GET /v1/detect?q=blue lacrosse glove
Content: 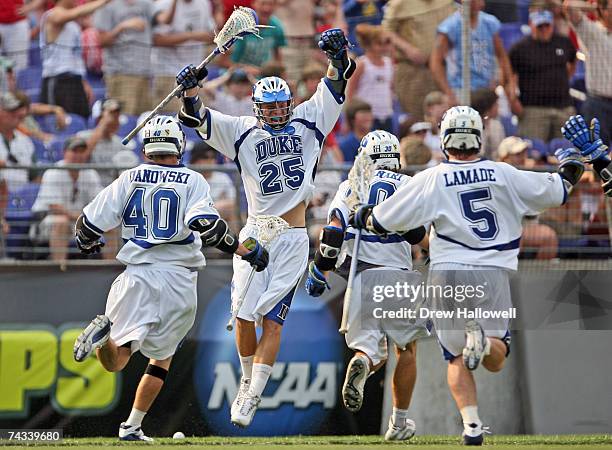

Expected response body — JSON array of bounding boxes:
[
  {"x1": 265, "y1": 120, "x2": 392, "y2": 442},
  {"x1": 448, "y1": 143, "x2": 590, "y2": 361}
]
[
  {"x1": 555, "y1": 147, "x2": 585, "y2": 170},
  {"x1": 305, "y1": 261, "x2": 330, "y2": 297},
  {"x1": 348, "y1": 204, "x2": 375, "y2": 230},
  {"x1": 561, "y1": 115, "x2": 609, "y2": 162},
  {"x1": 318, "y1": 28, "x2": 350, "y2": 59},
  {"x1": 176, "y1": 64, "x2": 209, "y2": 91},
  {"x1": 75, "y1": 235, "x2": 105, "y2": 255},
  {"x1": 241, "y1": 238, "x2": 269, "y2": 272}
]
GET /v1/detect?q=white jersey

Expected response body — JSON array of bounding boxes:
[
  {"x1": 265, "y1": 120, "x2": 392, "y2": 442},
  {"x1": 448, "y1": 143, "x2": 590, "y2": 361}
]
[
  {"x1": 329, "y1": 169, "x2": 414, "y2": 270},
  {"x1": 196, "y1": 79, "x2": 343, "y2": 217},
  {"x1": 82, "y1": 162, "x2": 219, "y2": 268},
  {"x1": 373, "y1": 159, "x2": 567, "y2": 270}
]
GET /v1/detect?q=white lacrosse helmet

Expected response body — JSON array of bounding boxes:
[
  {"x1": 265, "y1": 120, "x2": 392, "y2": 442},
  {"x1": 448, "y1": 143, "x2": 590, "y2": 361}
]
[
  {"x1": 142, "y1": 115, "x2": 185, "y2": 157},
  {"x1": 358, "y1": 130, "x2": 401, "y2": 171},
  {"x1": 439, "y1": 106, "x2": 483, "y2": 155},
  {"x1": 252, "y1": 76, "x2": 294, "y2": 131}
]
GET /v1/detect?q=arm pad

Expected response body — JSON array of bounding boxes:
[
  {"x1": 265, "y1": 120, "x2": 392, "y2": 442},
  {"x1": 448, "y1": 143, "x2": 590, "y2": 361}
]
[
  {"x1": 558, "y1": 159, "x2": 585, "y2": 195},
  {"x1": 189, "y1": 216, "x2": 239, "y2": 254},
  {"x1": 75, "y1": 214, "x2": 101, "y2": 244},
  {"x1": 313, "y1": 225, "x2": 344, "y2": 271},
  {"x1": 401, "y1": 226, "x2": 426, "y2": 245},
  {"x1": 178, "y1": 95, "x2": 207, "y2": 129},
  {"x1": 325, "y1": 55, "x2": 356, "y2": 99}
]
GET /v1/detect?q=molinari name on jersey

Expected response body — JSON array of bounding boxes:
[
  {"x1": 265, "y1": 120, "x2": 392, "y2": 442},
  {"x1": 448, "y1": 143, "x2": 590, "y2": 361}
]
[
  {"x1": 444, "y1": 168, "x2": 496, "y2": 187},
  {"x1": 129, "y1": 168, "x2": 191, "y2": 185},
  {"x1": 255, "y1": 135, "x2": 304, "y2": 163}
]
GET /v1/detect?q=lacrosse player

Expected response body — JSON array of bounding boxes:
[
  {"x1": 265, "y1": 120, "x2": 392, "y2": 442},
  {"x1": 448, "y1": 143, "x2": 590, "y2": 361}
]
[
  {"x1": 350, "y1": 106, "x2": 585, "y2": 445},
  {"x1": 305, "y1": 130, "x2": 429, "y2": 441},
  {"x1": 175, "y1": 28, "x2": 356, "y2": 428},
  {"x1": 72, "y1": 115, "x2": 269, "y2": 441}
]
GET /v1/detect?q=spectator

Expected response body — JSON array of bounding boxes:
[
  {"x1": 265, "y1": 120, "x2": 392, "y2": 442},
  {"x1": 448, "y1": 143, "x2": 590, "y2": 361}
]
[
  {"x1": 13, "y1": 90, "x2": 67, "y2": 143},
  {"x1": 275, "y1": 0, "x2": 315, "y2": 83},
  {"x1": 471, "y1": 87, "x2": 505, "y2": 159},
  {"x1": 383, "y1": 0, "x2": 455, "y2": 120},
  {"x1": 0, "y1": 0, "x2": 36, "y2": 72},
  {"x1": 400, "y1": 136, "x2": 432, "y2": 168},
  {"x1": 343, "y1": 0, "x2": 385, "y2": 55},
  {"x1": 295, "y1": 62, "x2": 326, "y2": 104},
  {"x1": 430, "y1": 0, "x2": 513, "y2": 106},
  {"x1": 151, "y1": 0, "x2": 216, "y2": 113},
  {"x1": 338, "y1": 98, "x2": 373, "y2": 163},
  {"x1": 94, "y1": 0, "x2": 177, "y2": 115},
  {"x1": 77, "y1": 98, "x2": 137, "y2": 186},
  {"x1": 398, "y1": 117, "x2": 431, "y2": 141},
  {"x1": 564, "y1": 0, "x2": 612, "y2": 145},
  {"x1": 80, "y1": 14, "x2": 104, "y2": 76},
  {"x1": 497, "y1": 136, "x2": 536, "y2": 168},
  {"x1": 0, "y1": 92, "x2": 35, "y2": 192},
  {"x1": 230, "y1": 0, "x2": 286, "y2": 74},
  {"x1": 189, "y1": 141, "x2": 236, "y2": 223},
  {"x1": 347, "y1": 24, "x2": 394, "y2": 132},
  {"x1": 315, "y1": 0, "x2": 346, "y2": 34},
  {"x1": 422, "y1": 90, "x2": 448, "y2": 161},
  {"x1": 0, "y1": 171, "x2": 7, "y2": 257},
  {"x1": 509, "y1": 9, "x2": 577, "y2": 142},
  {"x1": 39, "y1": 0, "x2": 111, "y2": 119},
  {"x1": 30, "y1": 136, "x2": 103, "y2": 260},
  {"x1": 259, "y1": 60, "x2": 287, "y2": 80},
  {"x1": 201, "y1": 68, "x2": 254, "y2": 117},
  {"x1": 222, "y1": 0, "x2": 250, "y2": 21}
]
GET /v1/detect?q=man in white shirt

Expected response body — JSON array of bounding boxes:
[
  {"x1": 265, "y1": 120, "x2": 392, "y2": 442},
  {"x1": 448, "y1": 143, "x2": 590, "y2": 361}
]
[{"x1": 31, "y1": 136, "x2": 103, "y2": 260}]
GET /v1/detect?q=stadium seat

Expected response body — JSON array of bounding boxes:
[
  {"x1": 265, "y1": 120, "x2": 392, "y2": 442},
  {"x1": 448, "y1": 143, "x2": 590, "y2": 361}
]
[
  {"x1": 44, "y1": 139, "x2": 66, "y2": 162},
  {"x1": 499, "y1": 22, "x2": 526, "y2": 50},
  {"x1": 32, "y1": 138, "x2": 52, "y2": 163},
  {"x1": 16, "y1": 66, "x2": 42, "y2": 92},
  {"x1": 526, "y1": 137, "x2": 548, "y2": 159},
  {"x1": 118, "y1": 114, "x2": 138, "y2": 138},
  {"x1": 5, "y1": 183, "x2": 40, "y2": 260},
  {"x1": 28, "y1": 44, "x2": 41, "y2": 68},
  {"x1": 500, "y1": 115, "x2": 518, "y2": 136},
  {"x1": 37, "y1": 113, "x2": 87, "y2": 135}
]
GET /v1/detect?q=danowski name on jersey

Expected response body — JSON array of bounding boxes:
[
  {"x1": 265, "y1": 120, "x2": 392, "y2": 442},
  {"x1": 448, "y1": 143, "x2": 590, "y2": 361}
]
[{"x1": 128, "y1": 168, "x2": 192, "y2": 185}]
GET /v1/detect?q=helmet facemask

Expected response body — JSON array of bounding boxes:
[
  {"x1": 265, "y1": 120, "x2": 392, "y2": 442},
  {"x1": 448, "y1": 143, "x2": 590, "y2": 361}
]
[{"x1": 252, "y1": 76, "x2": 294, "y2": 131}]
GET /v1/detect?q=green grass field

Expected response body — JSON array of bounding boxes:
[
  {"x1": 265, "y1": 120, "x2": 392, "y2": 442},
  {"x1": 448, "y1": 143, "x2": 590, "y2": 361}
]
[{"x1": 1, "y1": 435, "x2": 612, "y2": 450}]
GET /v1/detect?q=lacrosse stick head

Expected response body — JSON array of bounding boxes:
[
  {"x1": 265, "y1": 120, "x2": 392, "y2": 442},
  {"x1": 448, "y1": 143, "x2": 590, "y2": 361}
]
[
  {"x1": 214, "y1": 7, "x2": 261, "y2": 54},
  {"x1": 346, "y1": 151, "x2": 374, "y2": 211},
  {"x1": 252, "y1": 215, "x2": 290, "y2": 246}
]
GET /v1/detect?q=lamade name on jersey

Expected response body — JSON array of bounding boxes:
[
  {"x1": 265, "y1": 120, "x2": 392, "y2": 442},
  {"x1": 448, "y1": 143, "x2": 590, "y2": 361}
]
[
  {"x1": 255, "y1": 134, "x2": 303, "y2": 164},
  {"x1": 443, "y1": 167, "x2": 496, "y2": 187},
  {"x1": 128, "y1": 168, "x2": 192, "y2": 185}
]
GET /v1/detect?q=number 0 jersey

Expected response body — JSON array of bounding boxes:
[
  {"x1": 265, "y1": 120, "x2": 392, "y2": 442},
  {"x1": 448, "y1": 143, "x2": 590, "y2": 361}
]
[
  {"x1": 195, "y1": 79, "x2": 344, "y2": 217},
  {"x1": 372, "y1": 159, "x2": 567, "y2": 270},
  {"x1": 82, "y1": 163, "x2": 219, "y2": 268},
  {"x1": 329, "y1": 169, "x2": 414, "y2": 270}
]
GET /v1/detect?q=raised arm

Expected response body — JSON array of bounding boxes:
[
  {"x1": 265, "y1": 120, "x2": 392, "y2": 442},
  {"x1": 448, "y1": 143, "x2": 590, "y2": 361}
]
[{"x1": 318, "y1": 28, "x2": 357, "y2": 101}]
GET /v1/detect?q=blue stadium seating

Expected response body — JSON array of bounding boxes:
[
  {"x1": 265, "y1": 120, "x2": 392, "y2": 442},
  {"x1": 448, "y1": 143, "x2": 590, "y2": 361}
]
[
  {"x1": 549, "y1": 137, "x2": 574, "y2": 155},
  {"x1": 500, "y1": 115, "x2": 518, "y2": 136},
  {"x1": 499, "y1": 22, "x2": 526, "y2": 50},
  {"x1": 28, "y1": 44, "x2": 41, "y2": 68},
  {"x1": 32, "y1": 138, "x2": 52, "y2": 163},
  {"x1": 5, "y1": 182, "x2": 40, "y2": 259},
  {"x1": 37, "y1": 113, "x2": 87, "y2": 135}
]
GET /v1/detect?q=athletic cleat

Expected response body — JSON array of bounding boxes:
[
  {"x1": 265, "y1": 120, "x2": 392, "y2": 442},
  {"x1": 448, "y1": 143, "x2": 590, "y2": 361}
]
[
  {"x1": 463, "y1": 320, "x2": 488, "y2": 371},
  {"x1": 231, "y1": 394, "x2": 260, "y2": 428},
  {"x1": 462, "y1": 423, "x2": 490, "y2": 446},
  {"x1": 342, "y1": 354, "x2": 370, "y2": 412},
  {"x1": 231, "y1": 378, "x2": 250, "y2": 417},
  {"x1": 384, "y1": 417, "x2": 416, "y2": 441},
  {"x1": 73, "y1": 315, "x2": 111, "y2": 362},
  {"x1": 119, "y1": 422, "x2": 154, "y2": 442}
]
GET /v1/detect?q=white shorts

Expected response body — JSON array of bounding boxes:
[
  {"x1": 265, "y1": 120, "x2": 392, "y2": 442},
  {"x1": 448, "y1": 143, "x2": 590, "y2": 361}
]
[
  {"x1": 232, "y1": 223, "x2": 309, "y2": 325},
  {"x1": 0, "y1": 20, "x2": 30, "y2": 71},
  {"x1": 428, "y1": 262, "x2": 512, "y2": 361},
  {"x1": 105, "y1": 264, "x2": 198, "y2": 360},
  {"x1": 346, "y1": 268, "x2": 430, "y2": 366}
]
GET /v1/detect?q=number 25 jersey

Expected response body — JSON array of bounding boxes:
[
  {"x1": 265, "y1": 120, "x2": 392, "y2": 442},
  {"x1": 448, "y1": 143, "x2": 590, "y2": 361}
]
[{"x1": 195, "y1": 79, "x2": 343, "y2": 217}]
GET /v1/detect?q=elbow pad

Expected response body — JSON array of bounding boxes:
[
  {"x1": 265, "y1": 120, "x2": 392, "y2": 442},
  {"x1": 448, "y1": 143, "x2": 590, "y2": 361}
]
[
  {"x1": 75, "y1": 214, "x2": 101, "y2": 244},
  {"x1": 189, "y1": 216, "x2": 238, "y2": 254},
  {"x1": 401, "y1": 226, "x2": 426, "y2": 245},
  {"x1": 313, "y1": 225, "x2": 344, "y2": 271},
  {"x1": 558, "y1": 159, "x2": 585, "y2": 195},
  {"x1": 178, "y1": 95, "x2": 207, "y2": 129}
]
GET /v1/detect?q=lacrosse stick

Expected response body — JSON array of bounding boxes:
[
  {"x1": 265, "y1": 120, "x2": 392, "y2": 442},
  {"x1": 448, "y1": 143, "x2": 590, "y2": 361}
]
[
  {"x1": 339, "y1": 152, "x2": 374, "y2": 334},
  {"x1": 122, "y1": 7, "x2": 268, "y2": 145},
  {"x1": 226, "y1": 215, "x2": 290, "y2": 331}
]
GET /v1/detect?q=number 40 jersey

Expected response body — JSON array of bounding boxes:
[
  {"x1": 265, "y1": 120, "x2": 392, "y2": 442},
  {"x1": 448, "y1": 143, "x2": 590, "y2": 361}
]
[
  {"x1": 372, "y1": 159, "x2": 567, "y2": 270},
  {"x1": 82, "y1": 163, "x2": 219, "y2": 268}
]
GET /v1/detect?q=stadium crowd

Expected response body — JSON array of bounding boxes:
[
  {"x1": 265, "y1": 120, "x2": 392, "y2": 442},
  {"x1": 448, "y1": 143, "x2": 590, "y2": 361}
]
[{"x1": 0, "y1": 0, "x2": 610, "y2": 260}]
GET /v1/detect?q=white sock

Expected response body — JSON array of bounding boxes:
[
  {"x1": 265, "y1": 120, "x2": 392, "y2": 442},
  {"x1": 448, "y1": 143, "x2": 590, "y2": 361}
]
[
  {"x1": 248, "y1": 363, "x2": 273, "y2": 397},
  {"x1": 392, "y1": 407, "x2": 410, "y2": 427},
  {"x1": 126, "y1": 408, "x2": 146, "y2": 427},
  {"x1": 240, "y1": 355, "x2": 254, "y2": 381},
  {"x1": 460, "y1": 405, "x2": 482, "y2": 427}
]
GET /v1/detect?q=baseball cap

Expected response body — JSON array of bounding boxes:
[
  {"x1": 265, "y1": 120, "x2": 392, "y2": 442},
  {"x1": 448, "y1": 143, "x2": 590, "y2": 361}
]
[
  {"x1": 64, "y1": 136, "x2": 88, "y2": 151},
  {"x1": 0, "y1": 92, "x2": 22, "y2": 111},
  {"x1": 228, "y1": 69, "x2": 250, "y2": 84},
  {"x1": 91, "y1": 98, "x2": 122, "y2": 122},
  {"x1": 498, "y1": 136, "x2": 529, "y2": 159},
  {"x1": 409, "y1": 122, "x2": 432, "y2": 134},
  {"x1": 530, "y1": 10, "x2": 553, "y2": 26}
]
